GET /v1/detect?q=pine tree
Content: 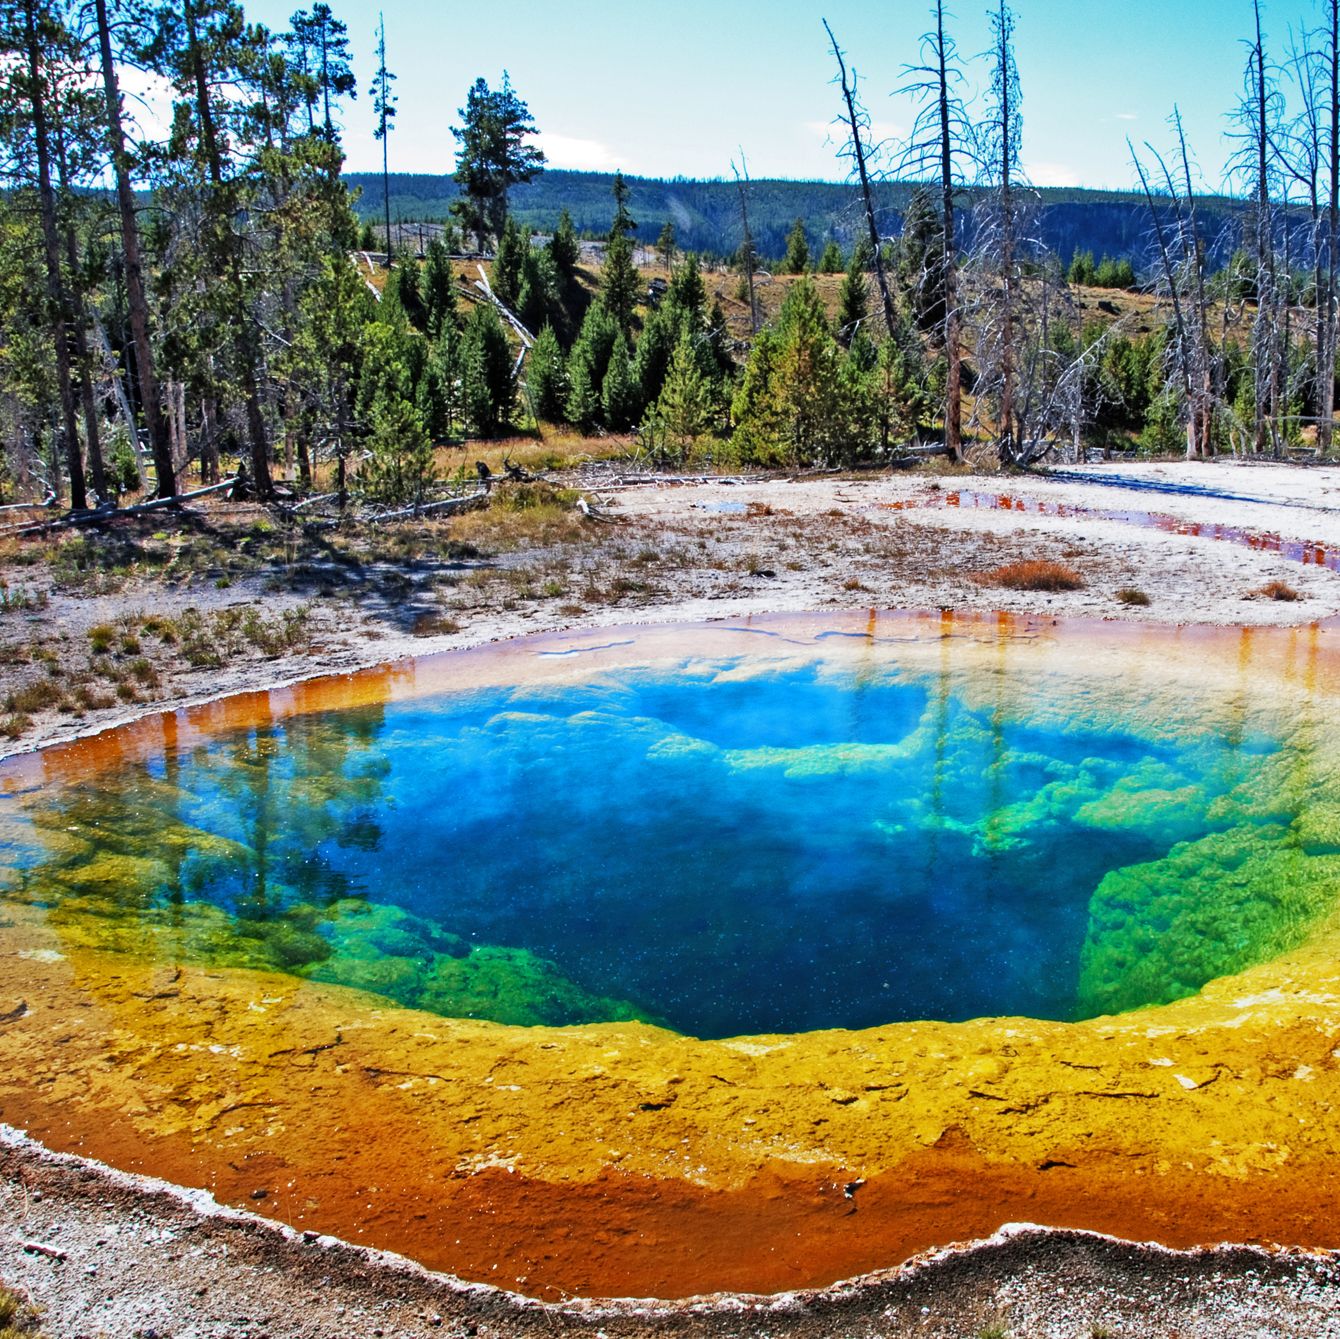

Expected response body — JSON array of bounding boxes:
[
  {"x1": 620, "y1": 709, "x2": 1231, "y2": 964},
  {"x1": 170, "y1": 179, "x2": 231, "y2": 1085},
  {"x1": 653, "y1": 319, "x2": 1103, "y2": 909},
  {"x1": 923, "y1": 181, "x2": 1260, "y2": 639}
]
[
  {"x1": 392, "y1": 262, "x2": 427, "y2": 332},
  {"x1": 565, "y1": 300, "x2": 619, "y2": 427},
  {"x1": 898, "y1": 186, "x2": 946, "y2": 335},
  {"x1": 731, "y1": 279, "x2": 844, "y2": 467},
  {"x1": 370, "y1": 13, "x2": 396, "y2": 261},
  {"x1": 517, "y1": 247, "x2": 560, "y2": 337},
  {"x1": 417, "y1": 344, "x2": 454, "y2": 441},
  {"x1": 422, "y1": 234, "x2": 457, "y2": 338},
  {"x1": 565, "y1": 346, "x2": 601, "y2": 429},
  {"x1": 526, "y1": 324, "x2": 568, "y2": 421},
  {"x1": 602, "y1": 177, "x2": 641, "y2": 339},
  {"x1": 650, "y1": 328, "x2": 715, "y2": 461},
  {"x1": 461, "y1": 302, "x2": 514, "y2": 436},
  {"x1": 632, "y1": 305, "x2": 680, "y2": 409},
  {"x1": 782, "y1": 217, "x2": 811, "y2": 274},
  {"x1": 549, "y1": 208, "x2": 580, "y2": 274},
  {"x1": 836, "y1": 247, "x2": 870, "y2": 347},
  {"x1": 817, "y1": 240, "x2": 844, "y2": 273},
  {"x1": 706, "y1": 297, "x2": 735, "y2": 379},
  {"x1": 665, "y1": 252, "x2": 707, "y2": 321},
  {"x1": 286, "y1": 3, "x2": 356, "y2": 142},
  {"x1": 492, "y1": 214, "x2": 527, "y2": 308},
  {"x1": 655, "y1": 220, "x2": 676, "y2": 268},
  {"x1": 363, "y1": 394, "x2": 435, "y2": 505},
  {"x1": 601, "y1": 339, "x2": 640, "y2": 430},
  {"x1": 451, "y1": 72, "x2": 546, "y2": 249}
]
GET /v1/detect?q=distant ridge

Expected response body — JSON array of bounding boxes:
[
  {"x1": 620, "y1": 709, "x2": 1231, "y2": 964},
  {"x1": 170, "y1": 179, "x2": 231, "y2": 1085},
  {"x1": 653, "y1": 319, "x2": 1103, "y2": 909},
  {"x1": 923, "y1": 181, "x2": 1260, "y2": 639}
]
[{"x1": 344, "y1": 168, "x2": 1249, "y2": 269}]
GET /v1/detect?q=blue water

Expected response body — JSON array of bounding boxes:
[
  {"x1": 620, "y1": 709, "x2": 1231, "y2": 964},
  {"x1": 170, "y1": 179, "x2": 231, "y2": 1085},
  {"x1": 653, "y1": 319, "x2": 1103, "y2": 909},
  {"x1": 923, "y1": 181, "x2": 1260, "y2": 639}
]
[{"x1": 0, "y1": 657, "x2": 1299, "y2": 1037}]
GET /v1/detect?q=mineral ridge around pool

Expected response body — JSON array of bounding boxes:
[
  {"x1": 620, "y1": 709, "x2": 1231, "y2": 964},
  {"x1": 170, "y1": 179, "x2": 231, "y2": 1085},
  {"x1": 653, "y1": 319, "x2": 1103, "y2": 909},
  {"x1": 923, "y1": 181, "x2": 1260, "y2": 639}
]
[{"x1": 2, "y1": 611, "x2": 1340, "y2": 1300}]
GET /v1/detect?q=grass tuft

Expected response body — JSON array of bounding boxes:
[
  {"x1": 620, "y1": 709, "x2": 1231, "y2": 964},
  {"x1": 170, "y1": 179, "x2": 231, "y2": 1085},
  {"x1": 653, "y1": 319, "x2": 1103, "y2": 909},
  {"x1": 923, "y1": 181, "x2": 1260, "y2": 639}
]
[
  {"x1": 983, "y1": 560, "x2": 1085, "y2": 592},
  {"x1": 1115, "y1": 587, "x2": 1150, "y2": 606},
  {"x1": 1256, "y1": 580, "x2": 1300, "y2": 602},
  {"x1": 0, "y1": 583, "x2": 46, "y2": 614},
  {"x1": 0, "y1": 1282, "x2": 44, "y2": 1337}
]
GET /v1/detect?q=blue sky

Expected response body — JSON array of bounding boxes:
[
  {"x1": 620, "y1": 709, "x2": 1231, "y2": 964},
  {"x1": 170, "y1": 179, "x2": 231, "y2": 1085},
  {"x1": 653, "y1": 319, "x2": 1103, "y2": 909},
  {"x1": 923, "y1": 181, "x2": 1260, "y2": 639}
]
[{"x1": 237, "y1": 0, "x2": 1321, "y2": 192}]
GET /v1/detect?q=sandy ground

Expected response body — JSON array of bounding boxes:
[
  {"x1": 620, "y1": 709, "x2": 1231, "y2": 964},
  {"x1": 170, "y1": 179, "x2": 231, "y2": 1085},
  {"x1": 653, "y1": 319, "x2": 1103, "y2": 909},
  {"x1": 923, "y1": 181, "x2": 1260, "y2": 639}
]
[
  {"x1": 4, "y1": 458, "x2": 1340, "y2": 762},
  {"x1": 4, "y1": 459, "x2": 1340, "y2": 1334}
]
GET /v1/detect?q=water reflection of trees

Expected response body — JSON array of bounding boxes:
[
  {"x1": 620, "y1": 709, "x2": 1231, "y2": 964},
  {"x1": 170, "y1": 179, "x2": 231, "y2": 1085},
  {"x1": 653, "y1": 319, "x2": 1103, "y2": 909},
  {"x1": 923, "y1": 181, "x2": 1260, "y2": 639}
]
[{"x1": 8, "y1": 697, "x2": 391, "y2": 970}]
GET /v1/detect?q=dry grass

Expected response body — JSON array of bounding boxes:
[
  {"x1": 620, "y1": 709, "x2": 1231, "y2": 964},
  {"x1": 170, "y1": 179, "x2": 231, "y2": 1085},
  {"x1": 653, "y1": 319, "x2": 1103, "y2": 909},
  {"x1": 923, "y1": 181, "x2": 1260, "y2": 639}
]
[
  {"x1": 0, "y1": 1284, "x2": 44, "y2": 1338},
  {"x1": 1255, "y1": 579, "x2": 1301, "y2": 602},
  {"x1": 450, "y1": 481, "x2": 597, "y2": 551},
  {"x1": 1115, "y1": 587, "x2": 1151, "y2": 606},
  {"x1": 982, "y1": 560, "x2": 1086, "y2": 592}
]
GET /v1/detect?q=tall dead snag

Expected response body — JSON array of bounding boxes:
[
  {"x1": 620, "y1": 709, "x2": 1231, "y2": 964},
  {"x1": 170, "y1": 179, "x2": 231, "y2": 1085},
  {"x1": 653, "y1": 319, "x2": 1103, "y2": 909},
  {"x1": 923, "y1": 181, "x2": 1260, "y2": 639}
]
[
  {"x1": 1328, "y1": 0, "x2": 1338, "y2": 454},
  {"x1": 1230, "y1": 0, "x2": 1286, "y2": 454},
  {"x1": 822, "y1": 19, "x2": 896, "y2": 339},
  {"x1": 1131, "y1": 139, "x2": 1201, "y2": 457},
  {"x1": 1282, "y1": 12, "x2": 1339, "y2": 456},
  {"x1": 732, "y1": 154, "x2": 760, "y2": 335},
  {"x1": 970, "y1": 0, "x2": 1026, "y2": 461},
  {"x1": 1173, "y1": 113, "x2": 1215, "y2": 458},
  {"x1": 93, "y1": 0, "x2": 175, "y2": 498},
  {"x1": 899, "y1": 0, "x2": 970, "y2": 463}
]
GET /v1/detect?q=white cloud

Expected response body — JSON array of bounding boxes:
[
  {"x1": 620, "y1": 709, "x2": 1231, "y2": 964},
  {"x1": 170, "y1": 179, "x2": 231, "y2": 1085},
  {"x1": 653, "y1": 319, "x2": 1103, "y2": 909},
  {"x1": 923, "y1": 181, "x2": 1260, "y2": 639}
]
[
  {"x1": 110, "y1": 65, "x2": 176, "y2": 144},
  {"x1": 1023, "y1": 160, "x2": 1081, "y2": 188},
  {"x1": 1113, "y1": 112, "x2": 1139, "y2": 123},
  {"x1": 534, "y1": 131, "x2": 624, "y2": 172}
]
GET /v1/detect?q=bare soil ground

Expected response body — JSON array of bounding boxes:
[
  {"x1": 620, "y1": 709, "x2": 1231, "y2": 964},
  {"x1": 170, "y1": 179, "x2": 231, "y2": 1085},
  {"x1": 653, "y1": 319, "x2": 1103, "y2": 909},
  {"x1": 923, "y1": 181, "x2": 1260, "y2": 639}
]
[
  {"x1": 3, "y1": 457, "x2": 1339, "y2": 762},
  {"x1": 4, "y1": 457, "x2": 1340, "y2": 1335}
]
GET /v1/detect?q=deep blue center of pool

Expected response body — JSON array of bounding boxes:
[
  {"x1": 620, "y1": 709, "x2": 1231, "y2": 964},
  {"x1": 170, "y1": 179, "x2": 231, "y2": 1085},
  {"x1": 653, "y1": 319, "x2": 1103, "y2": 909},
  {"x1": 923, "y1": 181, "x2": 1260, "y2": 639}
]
[{"x1": 5, "y1": 654, "x2": 1289, "y2": 1038}]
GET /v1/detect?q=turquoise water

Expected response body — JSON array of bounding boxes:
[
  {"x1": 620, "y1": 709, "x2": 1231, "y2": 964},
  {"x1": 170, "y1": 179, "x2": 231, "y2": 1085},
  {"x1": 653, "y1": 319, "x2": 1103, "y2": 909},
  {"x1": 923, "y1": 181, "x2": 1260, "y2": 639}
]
[{"x1": 0, "y1": 648, "x2": 1330, "y2": 1037}]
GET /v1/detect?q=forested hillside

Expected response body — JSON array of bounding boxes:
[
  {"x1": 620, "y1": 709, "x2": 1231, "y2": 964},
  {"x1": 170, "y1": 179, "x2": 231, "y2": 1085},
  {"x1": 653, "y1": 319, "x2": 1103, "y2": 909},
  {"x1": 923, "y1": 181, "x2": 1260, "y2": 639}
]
[{"x1": 344, "y1": 169, "x2": 1246, "y2": 269}]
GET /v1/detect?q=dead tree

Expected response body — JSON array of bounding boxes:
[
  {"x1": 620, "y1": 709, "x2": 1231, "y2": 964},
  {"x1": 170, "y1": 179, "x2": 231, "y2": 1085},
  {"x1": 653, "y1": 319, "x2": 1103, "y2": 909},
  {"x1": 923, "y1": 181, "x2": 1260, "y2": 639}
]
[
  {"x1": 1281, "y1": 15, "x2": 1339, "y2": 455},
  {"x1": 731, "y1": 154, "x2": 760, "y2": 335},
  {"x1": 1131, "y1": 141, "x2": 1203, "y2": 457},
  {"x1": 822, "y1": 18, "x2": 897, "y2": 338},
  {"x1": 1230, "y1": 0, "x2": 1287, "y2": 454},
  {"x1": 968, "y1": 0, "x2": 1027, "y2": 461},
  {"x1": 898, "y1": 0, "x2": 972, "y2": 464},
  {"x1": 1172, "y1": 111, "x2": 1216, "y2": 458}
]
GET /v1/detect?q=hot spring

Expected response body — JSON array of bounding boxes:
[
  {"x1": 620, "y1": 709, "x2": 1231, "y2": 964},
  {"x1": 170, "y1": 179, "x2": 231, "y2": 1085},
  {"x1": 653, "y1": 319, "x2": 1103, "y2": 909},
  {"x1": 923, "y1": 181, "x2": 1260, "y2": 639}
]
[{"x1": 3, "y1": 611, "x2": 1340, "y2": 1299}]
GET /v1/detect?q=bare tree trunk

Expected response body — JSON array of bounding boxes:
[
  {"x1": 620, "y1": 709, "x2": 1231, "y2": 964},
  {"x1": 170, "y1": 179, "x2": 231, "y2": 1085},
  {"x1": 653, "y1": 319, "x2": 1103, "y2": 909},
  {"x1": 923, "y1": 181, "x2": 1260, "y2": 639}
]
[
  {"x1": 94, "y1": 0, "x2": 175, "y2": 499},
  {"x1": 823, "y1": 19, "x2": 897, "y2": 339},
  {"x1": 201, "y1": 396, "x2": 220, "y2": 485},
  {"x1": 733, "y1": 157, "x2": 761, "y2": 335},
  {"x1": 90, "y1": 312, "x2": 143, "y2": 486},
  {"x1": 184, "y1": 0, "x2": 273, "y2": 499},
  {"x1": 994, "y1": 2, "x2": 1017, "y2": 460},
  {"x1": 21, "y1": 0, "x2": 85, "y2": 509},
  {"x1": 935, "y1": 1, "x2": 964, "y2": 464},
  {"x1": 1175, "y1": 113, "x2": 1214, "y2": 457},
  {"x1": 54, "y1": 129, "x2": 108, "y2": 502},
  {"x1": 1326, "y1": 0, "x2": 1339, "y2": 453},
  {"x1": 1251, "y1": 0, "x2": 1279, "y2": 455},
  {"x1": 1133, "y1": 144, "x2": 1198, "y2": 443}
]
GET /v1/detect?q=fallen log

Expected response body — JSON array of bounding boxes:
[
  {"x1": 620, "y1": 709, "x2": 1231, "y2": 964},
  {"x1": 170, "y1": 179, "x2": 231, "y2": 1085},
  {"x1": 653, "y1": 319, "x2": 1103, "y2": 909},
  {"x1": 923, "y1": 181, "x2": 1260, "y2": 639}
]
[
  {"x1": 365, "y1": 490, "x2": 489, "y2": 524},
  {"x1": 0, "y1": 493, "x2": 56, "y2": 514},
  {"x1": 6, "y1": 477, "x2": 240, "y2": 537}
]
